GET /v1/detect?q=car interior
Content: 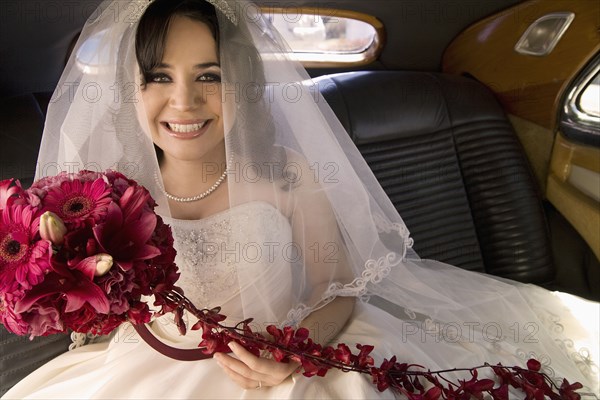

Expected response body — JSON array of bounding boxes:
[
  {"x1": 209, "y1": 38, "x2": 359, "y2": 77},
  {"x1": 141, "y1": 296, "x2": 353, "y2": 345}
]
[{"x1": 1, "y1": 0, "x2": 599, "y2": 395}]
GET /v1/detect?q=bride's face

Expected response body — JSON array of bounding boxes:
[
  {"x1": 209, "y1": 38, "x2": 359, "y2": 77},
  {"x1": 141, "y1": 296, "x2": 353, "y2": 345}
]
[{"x1": 140, "y1": 16, "x2": 224, "y2": 163}]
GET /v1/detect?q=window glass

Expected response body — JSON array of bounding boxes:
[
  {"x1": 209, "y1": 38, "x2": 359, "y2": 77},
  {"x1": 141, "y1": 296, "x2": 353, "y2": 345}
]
[
  {"x1": 264, "y1": 10, "x2": 381, "y2": 65},
  {"x1": 578, "y1": 72, "x2": 600, "y2": 118},
  {"x1": 76, "y1": 11, "x2": 382, "y2": 71}
]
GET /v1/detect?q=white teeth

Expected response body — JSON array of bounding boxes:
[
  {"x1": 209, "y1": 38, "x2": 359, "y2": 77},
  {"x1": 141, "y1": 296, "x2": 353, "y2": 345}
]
[{"x1": 168, "y1": 121, "x2": 206, "y2": 133}]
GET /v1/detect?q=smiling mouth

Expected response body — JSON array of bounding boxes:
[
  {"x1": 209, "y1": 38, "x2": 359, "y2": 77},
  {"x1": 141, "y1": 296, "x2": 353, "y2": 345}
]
[
  {"x1": 168, "y1": 121, "x2": 206, "y2": 132},
  {"x1": 162, "y1": 120, "x2": 211, "y2": 138}
]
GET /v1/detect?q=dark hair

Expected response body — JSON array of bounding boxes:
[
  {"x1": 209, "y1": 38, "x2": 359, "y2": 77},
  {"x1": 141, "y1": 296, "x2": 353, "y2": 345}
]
[{"x1": 136, "y1": 0, "x2": 219, "y2": 86}]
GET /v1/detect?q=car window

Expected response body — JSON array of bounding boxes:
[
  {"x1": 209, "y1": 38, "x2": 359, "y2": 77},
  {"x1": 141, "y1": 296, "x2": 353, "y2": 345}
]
[
  {"x1": 563, "y1": 60, "x2": 600, "y2": 140},
  {"x1": 578, "y1": 71, "x2": 600, "y2": 118},
  {"x1": 74, "y1": 9, "x2": 382, "y2": 72},
  {"x1": 262, "y1": 8, "x2": 383, "y2": 67}
]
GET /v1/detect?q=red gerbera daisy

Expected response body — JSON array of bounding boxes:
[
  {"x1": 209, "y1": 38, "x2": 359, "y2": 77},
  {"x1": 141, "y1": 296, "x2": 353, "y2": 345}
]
[
  {"x1": 43, "y1": 177, "x2": 112, "y2": 227},
  {"x1": 0, "y1": 205, "x2": 51, "y2": 291}
]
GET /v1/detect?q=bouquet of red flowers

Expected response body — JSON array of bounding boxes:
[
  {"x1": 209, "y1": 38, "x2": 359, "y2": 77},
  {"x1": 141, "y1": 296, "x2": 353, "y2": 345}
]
[
  {"x1": 0, "y1": 170, "x2": 179, "y2": 338},
  {"x1": 0, "y1": 170, "x2": 585, "y2": 400}
]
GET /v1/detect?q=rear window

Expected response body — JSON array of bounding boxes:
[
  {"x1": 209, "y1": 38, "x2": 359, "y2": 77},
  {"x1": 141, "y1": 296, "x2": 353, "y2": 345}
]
[
  {"x1": 261, "y1": 7, "x2": 383, "y2": 67},
  {"x1": 75, "y1": 7, "x2": 384, "y2": 73}
]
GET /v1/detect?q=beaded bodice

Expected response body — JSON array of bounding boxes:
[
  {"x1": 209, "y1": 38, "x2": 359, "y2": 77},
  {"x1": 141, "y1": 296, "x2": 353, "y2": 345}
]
[{"x1": 163, "y1": 201, "x2": 294, "y2": 325}]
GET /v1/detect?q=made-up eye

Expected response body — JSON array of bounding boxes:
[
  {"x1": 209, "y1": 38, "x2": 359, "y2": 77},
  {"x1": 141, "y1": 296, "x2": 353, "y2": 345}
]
[
  {"x1": 197, "y1": 73, "x2": 221, "y2": 82},
  {"x1": 146, "y1": 72, "x2": 171, "y2": 83}
]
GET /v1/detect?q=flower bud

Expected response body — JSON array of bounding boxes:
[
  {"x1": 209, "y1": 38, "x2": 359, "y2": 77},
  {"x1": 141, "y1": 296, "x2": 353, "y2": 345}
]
[
  {"x1": 39, "y1": 211, "x2": 67, "y2": 246},
  {"x1": 94, "y1": 253, "x2": 113, "y2": 277}
]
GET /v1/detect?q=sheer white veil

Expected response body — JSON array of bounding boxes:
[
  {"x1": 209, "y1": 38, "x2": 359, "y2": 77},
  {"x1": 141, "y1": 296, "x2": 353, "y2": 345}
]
[{"x1": 35, "y1": 0, "x2": 598, "y2": 393}]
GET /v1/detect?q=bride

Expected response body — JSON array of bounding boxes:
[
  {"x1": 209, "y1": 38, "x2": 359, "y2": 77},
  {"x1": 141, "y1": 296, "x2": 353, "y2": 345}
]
[{"x1": 3, "y1": 0, "x2": 598, "y2": 398}]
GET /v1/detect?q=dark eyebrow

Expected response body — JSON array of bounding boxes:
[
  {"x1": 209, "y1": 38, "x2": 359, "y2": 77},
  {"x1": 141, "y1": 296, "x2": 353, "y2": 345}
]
[{"x1": 157, "y1": 62, "x2": 221, "y2": 69}]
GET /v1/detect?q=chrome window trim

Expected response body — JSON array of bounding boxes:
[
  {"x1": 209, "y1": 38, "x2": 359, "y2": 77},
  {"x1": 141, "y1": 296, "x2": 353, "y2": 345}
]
[{"x1": 564, "y1": 63, "x2": 600, "y2": 132}]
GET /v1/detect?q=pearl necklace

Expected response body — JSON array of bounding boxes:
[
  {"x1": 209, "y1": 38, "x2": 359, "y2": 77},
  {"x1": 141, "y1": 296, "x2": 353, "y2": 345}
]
[{"x1": 154, "y1": 169, "x2": 228, "y2": 203}]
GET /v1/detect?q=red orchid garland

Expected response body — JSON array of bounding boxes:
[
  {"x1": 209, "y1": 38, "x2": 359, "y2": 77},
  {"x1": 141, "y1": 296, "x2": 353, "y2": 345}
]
[
  {"x1": 161, "y1": 290, "x2": 587, "y2": 400},
  {"x1": 0, "y1": 171, "x2": 587, "y2": 400}
]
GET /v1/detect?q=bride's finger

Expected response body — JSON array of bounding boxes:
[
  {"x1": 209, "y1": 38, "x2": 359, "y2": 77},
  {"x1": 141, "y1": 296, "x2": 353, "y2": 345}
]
[
  {"x1": 217, "y1": 343, "x2": 299, "y2": 383},
  {"x1": 214, "y1": 351, "x2": 269, "y2": 382},
  {"x1": 227, "y1": 342, "x2": 301, "y2": 377},
  {"x1": 216, "y1": 356, "x2": 263, "y2": 390},
  {"x1": 227, "y1": 342, "x2": 265, "y2": 371},
  {"x1": 227, "y1": 342, "x2": 299, "y2": 377}
]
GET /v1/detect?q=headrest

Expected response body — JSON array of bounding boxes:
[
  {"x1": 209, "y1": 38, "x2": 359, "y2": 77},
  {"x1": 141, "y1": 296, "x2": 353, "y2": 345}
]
[{"x1": 315, "y1": 71, "x2": 505, "y2": 144}]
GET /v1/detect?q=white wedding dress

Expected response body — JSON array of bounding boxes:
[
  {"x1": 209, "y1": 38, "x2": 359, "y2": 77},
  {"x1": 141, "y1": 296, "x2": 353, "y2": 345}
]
[{"x1": 3, "y1": 202, "x2": 599, "y2": 399}]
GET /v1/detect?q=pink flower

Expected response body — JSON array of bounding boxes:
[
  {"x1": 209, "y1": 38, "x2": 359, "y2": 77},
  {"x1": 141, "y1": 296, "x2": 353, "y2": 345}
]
[
  {"x1": 93, "y1": 198, "x2": 160, "y2": 271},
  {"x1": 0, "y1": 179, "x2": 25, "y2": 210},
  {"x1": 458, "y1": 370, "x2": 495, "y2": 399},
  {"x1": 15, "y1": 264, "x2": 110, "y2": 316},
  {"x1": 29, "y1": 175, "x2": 66, "y2": 191},
  {"x1": 151, "y1": 216, "x2": 176, "y2": 264},
  {"x1": 29, "y1": 171, "x2": 101, "y2": 192},
  {"x1": 127, "y1": 301, "x2": 152, "y2": 325},
  {"x1": 62, "y1": 302, "x2": 124, "y2": 335},
  {"x1": 43, "y1": 177, "x2": 112, "y2": 228},
  {"x1": 95, "y1": 267, "x2": 136, "y2": 314},
  {"x1": 23, "y1": 299, "x2": 64, "y2": 338},
  {"x1": 104, "y1": 170, "x2": 138, "y2": 199},
  {"x1": 371, "y1": 356, "x2": 397, "y2": 392},
  {"x1": 334, "y1": 343, "x2": 353, "y2": 365},
  {"x1": 490, "y1": 384, "x2": 509, "y2": 400},
  {"x1": 559, "y1": 378, "x2": 583, "y2": 400},
  {"x1": 0, "y1": 205, "x2": 51, "y2": 290},
  {"x1": 0, "y1": 289, "x2": 29, "y2": 335},
  {"x1": 356, "y1": 344, "x2": 375, "y2": 368}
]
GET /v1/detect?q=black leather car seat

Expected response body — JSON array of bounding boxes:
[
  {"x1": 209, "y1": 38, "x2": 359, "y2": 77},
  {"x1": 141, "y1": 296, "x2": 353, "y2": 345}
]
[{"x1": 316, "y1": 71, "x2": 555, "y2": 284}]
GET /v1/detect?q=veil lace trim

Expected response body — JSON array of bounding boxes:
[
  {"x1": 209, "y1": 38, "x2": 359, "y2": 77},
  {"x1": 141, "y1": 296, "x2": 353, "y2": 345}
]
[{"x1": 283, "y1": 223, "x2": 414, "y2": 326}]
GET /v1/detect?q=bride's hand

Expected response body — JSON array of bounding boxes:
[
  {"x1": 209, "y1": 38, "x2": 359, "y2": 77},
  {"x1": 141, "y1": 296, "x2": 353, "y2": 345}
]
[{"x1": 213, "y1": 342, "x2": 300, "y2": 390}]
